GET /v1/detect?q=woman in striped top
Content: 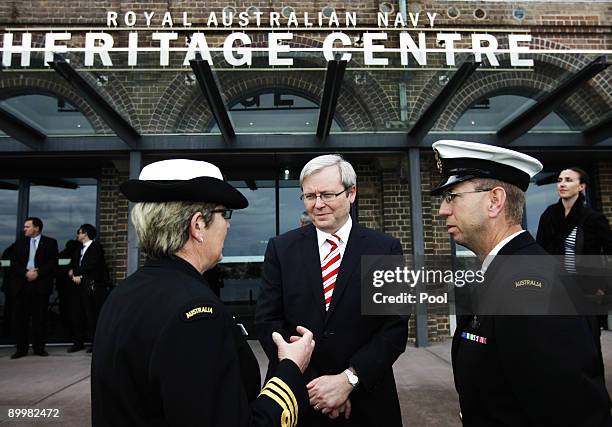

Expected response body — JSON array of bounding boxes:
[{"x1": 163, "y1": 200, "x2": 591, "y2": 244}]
[{"x1": 537, "y1": 167, "x2": 612, "y2": 353}]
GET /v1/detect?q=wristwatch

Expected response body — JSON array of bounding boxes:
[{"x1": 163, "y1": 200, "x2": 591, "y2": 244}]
[{"x1": 344, "y1": 368, "x2": 359, "y2": 387}]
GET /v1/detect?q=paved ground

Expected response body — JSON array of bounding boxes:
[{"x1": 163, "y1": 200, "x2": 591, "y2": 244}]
[{"x1": 1, "y1": 332, "x2": 612, "y2": 426}]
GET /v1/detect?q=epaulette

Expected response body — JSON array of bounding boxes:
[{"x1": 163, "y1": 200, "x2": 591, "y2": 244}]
[{"x1": 259, "y1": 376, "x2": 298, "y2": 427}]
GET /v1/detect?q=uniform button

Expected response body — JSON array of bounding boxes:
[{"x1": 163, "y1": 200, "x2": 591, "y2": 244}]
[{"x1": 323, "y1": 330, "x2": 334, "y2": 338}]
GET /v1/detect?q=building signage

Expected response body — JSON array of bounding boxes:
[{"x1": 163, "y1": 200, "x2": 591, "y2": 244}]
[{"x1": 0, "y1": 10, "x2": 607, "y2": 68}]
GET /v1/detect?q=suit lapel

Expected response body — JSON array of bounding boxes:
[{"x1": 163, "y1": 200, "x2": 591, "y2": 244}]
[
  {"x1": 325, "y1": 224, "x2": 366, "y2": 321},
  {"x1": 299, "y1": 225, "x2": 327, "y2": 317}
]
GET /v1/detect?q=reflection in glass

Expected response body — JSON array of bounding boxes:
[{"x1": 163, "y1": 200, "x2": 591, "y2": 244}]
[
  {"x1": 0, "y1": 185, "x2": 18, "y2": 336},
  {"x1": 222, "y1": 181, "x2": 275, "y2": 259},
  {"x1": 279, "y1": 180, "x2": 307, "y2": 234},
  {"x1": 525, "y1": 181, "x2": 559, "y2": 237},
  {"x1": 28, "y1": 180, "x2": 97, "y2": 249},
  {"x1": 211, "y1": 91, "x2": 342, "y2": 133},
  {"x1": 0, "y1": 185, "x2": 18, "y2": 253},
  {"x1": 454, "y1": 95, "x2": 570, "y2": 131},
  {"x1": 0, "y1": 95, "x2": 95, "y2": 136}
]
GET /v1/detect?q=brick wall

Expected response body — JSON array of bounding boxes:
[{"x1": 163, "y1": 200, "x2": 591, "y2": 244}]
[{"x1": 99, "y1": 166, "x2": 129, "y2": 284}]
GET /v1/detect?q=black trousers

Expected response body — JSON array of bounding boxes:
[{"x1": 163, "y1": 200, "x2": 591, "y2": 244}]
[
  {"x1": 71, "y1": 284, "x2": 107, "y2": 346},
  {"x1": 13, "y1": 285, "x2": 49, "y2": 352}
]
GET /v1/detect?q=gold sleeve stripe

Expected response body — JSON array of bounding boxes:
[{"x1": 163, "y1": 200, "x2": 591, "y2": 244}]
[
  {"x1": 268, "y1": 377, "x2": 298, "y2": 419},
  {"x1": 264, "y1": 382, "x2": 296, "y2": 427},
  {"x1": 259, "y1": 390, "x2": 292, "y2": 427}
]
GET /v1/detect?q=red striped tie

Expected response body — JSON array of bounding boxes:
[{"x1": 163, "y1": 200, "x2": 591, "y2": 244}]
[{"x1": 322, "y1": 234, "x2": 341, "y2": 311}]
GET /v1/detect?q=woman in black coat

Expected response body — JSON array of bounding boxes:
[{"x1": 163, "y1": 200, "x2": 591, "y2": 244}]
[
  {"x1": 536, "y1": 167, "x2": 612, "y2": 345},
  {"x1": 537, "y1": 167, "x2": 612, "y2": 262}
]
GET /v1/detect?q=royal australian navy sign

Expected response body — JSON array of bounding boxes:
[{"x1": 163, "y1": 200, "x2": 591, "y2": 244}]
[{"x1": 0, "y1": 9, "x2": 607, "y2": 68}]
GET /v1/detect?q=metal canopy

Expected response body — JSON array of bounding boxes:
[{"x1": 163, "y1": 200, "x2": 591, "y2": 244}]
[
  {"x1": 190, "y1": 59, "x2": 235, "y2": 144},
  {"x1": 317, "y1": 60, "x2": 347, "y2": 144},
  {"x1": 0, "y1": 131, "x2": 610, "y2": 154},
  {"x1": 584, "y1": 115, "x2": 612, "y2": 146},
  {"x1": 48, "y1": 59, "x2": 141, "y2": 149},
  {"x1": 0, "y1": 106, "x2": 46, "y2": 150},
  {"x1": 408, "y1": 61, "x2": 479, "y2": 142},
  {"x1": 497, "y1": 56, "x2": 610, "y2": 145}
]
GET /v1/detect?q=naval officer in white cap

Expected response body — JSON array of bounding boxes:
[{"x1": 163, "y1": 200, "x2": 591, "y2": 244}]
[{"x1": 432, "y1": 140, "x2": 611, "y2": 426}]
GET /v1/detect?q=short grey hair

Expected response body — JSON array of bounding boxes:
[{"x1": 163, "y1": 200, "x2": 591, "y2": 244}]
[
  {"x1": 131, "y1": 201, "x2": 216, "y2": 259},
  {"x1": 472, "y1": 178, "x2": 525, "y2": 226},
  {"x1": 299, "y1": 154, "x2": 356, "y2": 189}
]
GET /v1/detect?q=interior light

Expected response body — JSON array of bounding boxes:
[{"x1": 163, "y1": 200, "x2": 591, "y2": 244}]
[{"x1": 249, "y1": 122, "x2": 254, "y2": 126}]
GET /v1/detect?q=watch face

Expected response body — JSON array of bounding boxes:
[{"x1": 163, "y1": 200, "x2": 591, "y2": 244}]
[{"x1": 345, "y1": 369, "x2": 358, "y2": 386}]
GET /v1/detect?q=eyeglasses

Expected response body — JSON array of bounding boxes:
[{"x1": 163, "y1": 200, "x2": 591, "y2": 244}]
[
  {"x1": 440, "y1": 188, "x2": 493, "y2": 204},
  {"x1": 211, "y1": 209, "x2": 233, "y2": 219},
  {"x1": 300, "y1": 189, "x2": 348, "y2": 203}
]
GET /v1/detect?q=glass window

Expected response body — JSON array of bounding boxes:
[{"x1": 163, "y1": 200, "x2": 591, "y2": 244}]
[
  {"x1": 524, "y1": 180, "x2": 559, "y2": 237},
  {"x1": 0, "y1": 183, "x2": 18, "y2": 340},
  {"x1": 454, "y1": 95, "x2": 571, "y2": 132},
  {"x1": 28, "y1": 179, "x2": 98, "y2": 250},
  {"x1": 210, "y1": 91, "x2": 342, "y2": 133},
  {"x1": 221, "y1": 180, "x2": 275, "y2": 261},
  {"x1": 279, "y1": 179, "x2": 307, "y2": 234},
  {"x1": 0, "y1": 183, "x2": 19, "y2": 254},
  {"x1": 0, "y1": 94, "x2": 95, "y2": 136}
]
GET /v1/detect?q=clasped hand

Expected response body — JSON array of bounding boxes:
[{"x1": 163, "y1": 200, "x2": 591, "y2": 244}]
[{"x1": 308, "y1": 374, "x2": 353, "y2": 419}]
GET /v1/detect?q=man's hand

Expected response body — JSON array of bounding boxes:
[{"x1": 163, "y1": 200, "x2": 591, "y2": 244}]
[
  {"x1": 68, "y1": 269, "x2": 74, "y2": 278},
  {"x1": 72, "y1": 276, "x2": 82, "y2": 285},
  {"x1": 272, "y1": 326, "x2": 315, "y2": 373},
  {"x1": 25, "y1": 269, "x2": 38, "y2": 282},
  {"x1": 327, "y1": 398, "x2": 352, "y2": 420},
  {"x1": 307, "y1": 374, "x2": 353, "y2": 413}
]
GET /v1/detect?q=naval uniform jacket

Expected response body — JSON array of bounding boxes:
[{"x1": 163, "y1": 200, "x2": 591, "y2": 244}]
[
  {"x1": 255, "y1": 223, "x2": 408, "y2": 427},
  {"x1": 452, "y1": 232, "x2": 612, "y2": 426},
  {"x1": 91, "y1": 257, "x2": 307, "y2": 427}
]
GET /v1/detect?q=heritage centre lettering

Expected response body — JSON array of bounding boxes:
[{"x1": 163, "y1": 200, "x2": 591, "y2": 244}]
[{"x1": 0, "y1": 31, "x2": 534, "y2": 68}]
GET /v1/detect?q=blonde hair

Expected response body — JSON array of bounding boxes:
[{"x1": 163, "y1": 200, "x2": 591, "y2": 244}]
[{"x1": 131, "y1": 201, "x2": 215, "y2": 259}]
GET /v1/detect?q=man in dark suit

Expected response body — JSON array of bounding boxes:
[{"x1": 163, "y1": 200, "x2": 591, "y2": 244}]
[
  {"x1": 68, "y1": 224, "x2": 109, "y2": 353},
  {"x1": 432, "y1": 140, "x2": 611, "y2": 426},
  {"x1": 10, "y1": 217, "x2": 58, "y2": 358},
  {"x1": 256, "y1": 155, "x2": 408, "y2": 427}
]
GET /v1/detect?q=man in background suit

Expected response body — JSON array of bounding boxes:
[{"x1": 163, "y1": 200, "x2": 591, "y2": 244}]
[
  {"x1": 256, "y1": 155, "x2": 408, "y2": 426},
  {"x1": 10, "y1": 217, "x2": 58, "y2": 358},
  {"x1": 68, "y1": 223, "x2": 109, "y2": 353}
]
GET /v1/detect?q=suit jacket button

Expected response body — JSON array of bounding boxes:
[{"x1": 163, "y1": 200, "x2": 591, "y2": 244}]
[{"x1": 323, "y1": 330, "x2": 333, "y2": 338}]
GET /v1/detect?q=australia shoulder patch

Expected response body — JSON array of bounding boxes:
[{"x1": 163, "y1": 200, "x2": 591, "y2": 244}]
[
  {"x1": 181, "y1": 301, "x2": 218, "y2": 322},
  {"x1": 513, "y1": 278, "x2": 546, "y2": 290}
]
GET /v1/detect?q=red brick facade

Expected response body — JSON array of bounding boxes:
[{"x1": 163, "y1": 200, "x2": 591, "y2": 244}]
[{"x1": 0, "y1": 1, "x2": 610, "y2": 341}]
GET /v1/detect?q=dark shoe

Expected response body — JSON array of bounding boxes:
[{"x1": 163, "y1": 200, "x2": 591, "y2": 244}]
[
  {"x1": 34, "y1": 350, "x2": 49, "y2": 357},
  {"x1": 67, "y1": 344, "x2": 85, "y2": 353},
  {"x1": 86, "y1": 346, "x2": 93, "y2": 354},
  {"x1": 10, "y1": 351, "x2": 27, "y2": 359}
]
